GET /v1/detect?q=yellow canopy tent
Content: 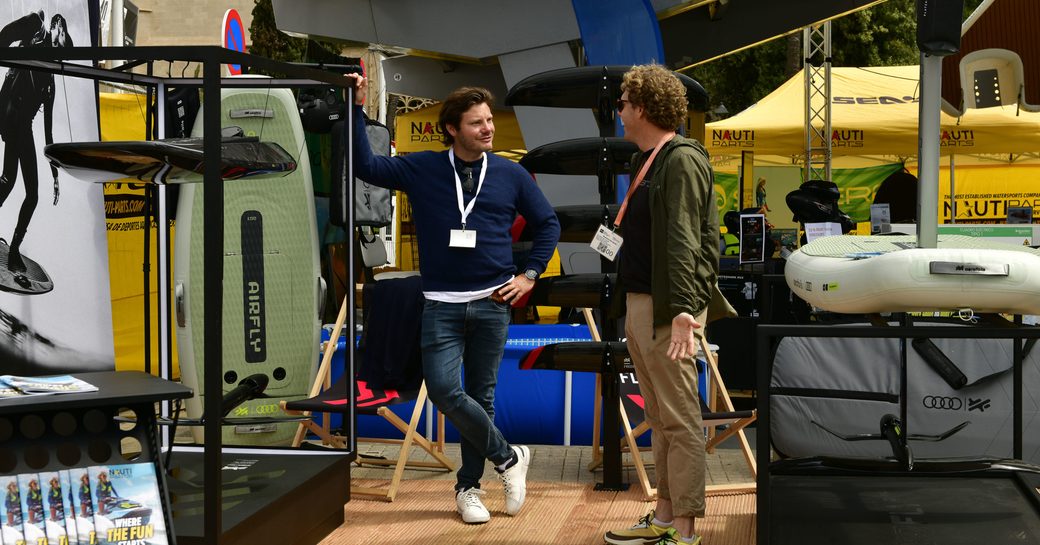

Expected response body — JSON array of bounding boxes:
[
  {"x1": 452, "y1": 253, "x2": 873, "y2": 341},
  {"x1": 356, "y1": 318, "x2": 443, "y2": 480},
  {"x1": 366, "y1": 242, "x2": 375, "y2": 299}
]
[
  {"x1": 706, "y1": 65, "x2": 1040, "y2": 224},
  {"x1": 706, "y1": 65, "x2": 1040, "y2": 158},
  {"x1": 394, "y1": 102, "x2": 526, "y2": 153}
]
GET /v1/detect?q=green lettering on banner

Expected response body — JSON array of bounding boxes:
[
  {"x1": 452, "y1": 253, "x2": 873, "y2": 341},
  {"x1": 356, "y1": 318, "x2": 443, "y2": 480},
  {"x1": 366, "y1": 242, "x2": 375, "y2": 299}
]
[{"x1": 938, "y1": 225, "x2": 1032, "y2": 238}]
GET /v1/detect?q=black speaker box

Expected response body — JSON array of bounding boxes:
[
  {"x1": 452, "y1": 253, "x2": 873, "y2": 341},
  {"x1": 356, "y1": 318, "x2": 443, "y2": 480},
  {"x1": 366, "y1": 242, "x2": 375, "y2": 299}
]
[{"x1": 916, "y1": 0, "x2": 965, "y2": 56}]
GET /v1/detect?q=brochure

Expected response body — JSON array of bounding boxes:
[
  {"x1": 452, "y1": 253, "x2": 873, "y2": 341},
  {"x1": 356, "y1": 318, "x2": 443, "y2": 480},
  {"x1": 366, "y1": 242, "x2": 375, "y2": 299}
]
[
  {"x1": 67, "y1": 469, "x2": 94, "y2": 545},
  {"x1": 39, "y1": 471, "x2": 70, "y2": 545},
  {"x1": 58, "y1": 471, "x2": 78, "y2": 545},
  {"x1": 0, "y1": 384, "x2": 20, "y2": 398},
  {"x1": 90, "y1": 464, "x2": 167, "y2": 545},
  {"x1": 17, "y1": 474, "x2": 45, "y2": 545},
  {"x1": 1, "y1": 474, "x2": 26, "y2": 545},
  {"x1": 0, "y1": 376, "x2": 98, "y2": 397}
]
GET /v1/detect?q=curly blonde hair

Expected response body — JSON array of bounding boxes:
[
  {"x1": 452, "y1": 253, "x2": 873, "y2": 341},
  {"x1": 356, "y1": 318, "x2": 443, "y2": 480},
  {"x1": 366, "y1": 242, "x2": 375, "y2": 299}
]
[{"x1": 621, "y1": 64, "x2": 687, "y2": 131}]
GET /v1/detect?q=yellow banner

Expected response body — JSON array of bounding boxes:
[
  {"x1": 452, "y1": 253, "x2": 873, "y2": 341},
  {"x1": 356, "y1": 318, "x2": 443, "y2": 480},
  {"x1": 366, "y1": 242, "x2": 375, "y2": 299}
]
[
  {"x1": 935, "y1": 164, "x2": 1040, "y2": 223},
  {"x1": 100, "y1": 92, "x2": 180, "y2": 376},
  {"x1": 394, "y1": 103, "x2": 525, "y2": 153}
]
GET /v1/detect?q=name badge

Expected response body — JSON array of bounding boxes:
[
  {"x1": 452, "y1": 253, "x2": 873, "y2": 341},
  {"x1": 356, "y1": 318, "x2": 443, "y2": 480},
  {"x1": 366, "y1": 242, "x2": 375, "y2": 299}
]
[
  {"x1": 590, "y1": 224, "x2": 623, "y2": 261},
  {"x1": 449, "y1": 229, "x2": 477, "y2": 248}
]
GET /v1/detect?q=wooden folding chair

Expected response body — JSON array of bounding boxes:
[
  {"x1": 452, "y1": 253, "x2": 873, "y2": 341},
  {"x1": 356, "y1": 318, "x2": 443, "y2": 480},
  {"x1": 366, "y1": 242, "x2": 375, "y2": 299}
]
[
  {"x1": 281, "y1": 294, "x2": 454, "y2": 502},
  {"x1": 586, "y1": 322, "x2": 758, "y2": 498}
]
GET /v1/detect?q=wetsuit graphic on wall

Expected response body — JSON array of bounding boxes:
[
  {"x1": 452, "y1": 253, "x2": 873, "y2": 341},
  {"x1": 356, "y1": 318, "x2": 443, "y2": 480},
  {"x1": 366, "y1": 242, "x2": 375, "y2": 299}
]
[
  {"x1": 0, "y1": 1, "x2": 114, "y2": 374},
  {"x1": 0, "y1": 9, "x2": 70, "y2": 294}
]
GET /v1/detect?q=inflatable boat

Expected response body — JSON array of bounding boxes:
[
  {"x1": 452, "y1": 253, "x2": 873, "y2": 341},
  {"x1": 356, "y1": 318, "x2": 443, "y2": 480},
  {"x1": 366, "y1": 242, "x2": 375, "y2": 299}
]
[{"x1": 785, "y1": 234, "x2": 1040, "y2": 314}]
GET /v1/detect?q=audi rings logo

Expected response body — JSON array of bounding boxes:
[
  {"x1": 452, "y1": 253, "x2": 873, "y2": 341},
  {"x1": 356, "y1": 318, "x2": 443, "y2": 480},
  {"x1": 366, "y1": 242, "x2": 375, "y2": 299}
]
[{"x1": 922, "y1": 396, "x2": 962, "y2": 410}]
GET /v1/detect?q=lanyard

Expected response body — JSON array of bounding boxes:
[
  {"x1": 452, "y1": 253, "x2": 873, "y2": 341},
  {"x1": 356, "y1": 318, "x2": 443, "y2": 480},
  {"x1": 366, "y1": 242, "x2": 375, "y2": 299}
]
[
  {"x1": 613, "y1": 132, "x2": 675, "y2": 228},
  {"x1": 448, "y1": 148, "x2": 488, "y2": 229}
]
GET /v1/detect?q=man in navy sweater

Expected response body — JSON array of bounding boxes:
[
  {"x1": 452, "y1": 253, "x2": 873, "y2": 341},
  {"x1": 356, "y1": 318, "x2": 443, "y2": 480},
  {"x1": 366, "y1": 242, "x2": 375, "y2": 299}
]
[{"x1": 347, "y1": 74, "x2": 560, "y2": 524}]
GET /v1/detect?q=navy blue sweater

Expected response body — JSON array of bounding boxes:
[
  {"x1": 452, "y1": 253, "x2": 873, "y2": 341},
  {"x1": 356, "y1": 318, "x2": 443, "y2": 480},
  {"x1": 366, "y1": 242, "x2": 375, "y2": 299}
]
[{"x1": 352, "y1": 105, "x2": 561, "y2": 292}]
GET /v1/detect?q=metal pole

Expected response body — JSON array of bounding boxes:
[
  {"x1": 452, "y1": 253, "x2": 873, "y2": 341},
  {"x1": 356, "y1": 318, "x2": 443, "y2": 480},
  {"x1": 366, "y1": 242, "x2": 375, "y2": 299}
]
[
  {"x1": 917, "y1": 54, "x2": 942, "y2": 248},
  {"x1": 202, "y1": 58, "x2": 224, "y2": 545},
  {"x1": 157, "y1": 80, "x2": 172, "y2": 451},
  {"x1": 564, "y1": 371, "x2": 572, "y2": 446},
  {"x1": 111, "y1": 0, "x2": 124, "y2": 68},
  {"x1": 346, "y1": 84, "x2": 358, "y2": 456},
  {"x1": 949, "y1": 154, "x2": 956, "y2": 223}
]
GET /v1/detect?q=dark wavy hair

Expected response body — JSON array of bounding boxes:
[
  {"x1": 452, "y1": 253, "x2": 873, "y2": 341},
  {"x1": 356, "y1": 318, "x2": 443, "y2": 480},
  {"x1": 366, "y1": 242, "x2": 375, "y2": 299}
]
[
  {"x1": 437, "y1": 87, "x2": 494, "y2": 146},
  {"x1": 621, "y1": 64, "x2": 687, "y2": 131}
]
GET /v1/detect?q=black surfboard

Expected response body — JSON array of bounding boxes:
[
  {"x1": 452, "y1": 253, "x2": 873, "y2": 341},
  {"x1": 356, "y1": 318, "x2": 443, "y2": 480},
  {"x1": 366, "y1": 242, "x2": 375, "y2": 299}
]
[
  {"x1": 44, "y1": 136, "x2": 297, "y2": 185},
  {"x1": 518, "y1": 341, "x2": 632, "y2": 373},
  {"x1": 515, "y1": 204, "x2": 619, "y2": 243},
  {"x1": 505, "y1": 65, "x2": 708, "y2": 112},
  {"x1": 520, "y1": 137, "x2": 638, "y2": 176},
  {"x1": 524, "y1": 273, "x2": 615, "y2": 309}
]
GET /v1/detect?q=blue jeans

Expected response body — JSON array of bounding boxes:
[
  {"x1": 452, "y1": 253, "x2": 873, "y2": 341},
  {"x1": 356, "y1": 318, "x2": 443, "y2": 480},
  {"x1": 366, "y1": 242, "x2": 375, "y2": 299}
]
[{"x1": 421, "y1": 297, "x2": 513, "y2": 490}]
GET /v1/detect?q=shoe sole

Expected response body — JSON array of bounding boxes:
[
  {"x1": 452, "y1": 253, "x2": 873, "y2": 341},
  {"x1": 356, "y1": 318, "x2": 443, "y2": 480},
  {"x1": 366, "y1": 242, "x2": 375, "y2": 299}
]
[
  {"x1": 603, "y1": 535, "x2": 665, "y2": 545},
  {"x1": 504, "y1": 445, "x2": 530, "y2": 516},
  {"x1": 461, "y1": 514, "x2": 490, "y2": 524}
]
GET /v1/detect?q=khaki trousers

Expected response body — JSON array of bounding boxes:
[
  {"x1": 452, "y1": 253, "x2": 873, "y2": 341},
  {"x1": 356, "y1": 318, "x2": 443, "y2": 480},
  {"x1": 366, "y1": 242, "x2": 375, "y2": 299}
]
[{"x1": 625, "y1": 292, "x2": 706, "y2": 517}]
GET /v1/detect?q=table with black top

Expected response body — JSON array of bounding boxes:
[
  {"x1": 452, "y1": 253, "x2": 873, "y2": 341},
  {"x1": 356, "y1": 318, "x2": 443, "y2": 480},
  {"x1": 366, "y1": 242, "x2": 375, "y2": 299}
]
[{"x1": 0, "y1": 371, "x2": 193, "y2": 544}]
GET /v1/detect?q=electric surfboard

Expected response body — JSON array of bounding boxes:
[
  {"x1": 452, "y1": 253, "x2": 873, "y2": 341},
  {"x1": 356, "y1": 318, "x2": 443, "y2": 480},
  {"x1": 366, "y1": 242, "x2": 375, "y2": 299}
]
[
  {"x1": 174, "y1": 80, "x2": 321, "y2": 446},
  {"x1": 785, "y1": 234, "x2": 1040, "y2": 314},
  {"x1": 44, "y1": 137, "x2": 297, "y2": 184}
]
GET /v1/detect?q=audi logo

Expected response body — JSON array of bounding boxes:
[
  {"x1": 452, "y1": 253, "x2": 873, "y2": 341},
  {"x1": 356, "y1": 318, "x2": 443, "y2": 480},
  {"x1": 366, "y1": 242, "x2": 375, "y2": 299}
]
[{"x1": 922, "y1": 396, "x2": 962, "y2": 410}]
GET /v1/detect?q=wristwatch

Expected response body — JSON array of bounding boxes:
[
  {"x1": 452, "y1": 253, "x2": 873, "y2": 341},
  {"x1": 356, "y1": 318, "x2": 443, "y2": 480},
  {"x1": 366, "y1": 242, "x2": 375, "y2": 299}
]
[{"x1": 523, "y1": 269, "x2": 539, "y2": 281}]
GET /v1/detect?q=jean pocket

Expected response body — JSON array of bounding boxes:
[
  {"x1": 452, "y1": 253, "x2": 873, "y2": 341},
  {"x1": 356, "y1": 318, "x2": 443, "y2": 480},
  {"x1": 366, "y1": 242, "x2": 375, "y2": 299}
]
[{"x1": 490, "y1": 298, "x2": 511, "y2": 312}]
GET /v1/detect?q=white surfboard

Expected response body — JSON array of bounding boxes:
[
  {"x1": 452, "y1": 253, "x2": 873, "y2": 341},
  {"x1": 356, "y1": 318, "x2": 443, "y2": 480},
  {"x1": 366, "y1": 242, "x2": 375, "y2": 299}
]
[{"x1": 785, "y1": 234, "x2": 1040, "y2": 315}]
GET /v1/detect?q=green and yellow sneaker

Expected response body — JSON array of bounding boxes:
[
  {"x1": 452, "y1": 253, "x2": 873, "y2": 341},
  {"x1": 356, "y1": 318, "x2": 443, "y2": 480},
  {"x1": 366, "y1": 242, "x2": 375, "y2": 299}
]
[
  {"x1": 604, "y1": 510, "x2": 673, "y2": 545},
  {"x1": 649, "y1": 528, "x2": 702, "y2": 545}
]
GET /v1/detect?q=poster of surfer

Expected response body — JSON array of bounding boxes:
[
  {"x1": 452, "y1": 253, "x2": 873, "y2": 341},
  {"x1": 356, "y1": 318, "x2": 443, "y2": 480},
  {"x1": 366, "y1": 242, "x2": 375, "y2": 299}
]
[
  {"x1": 90, "y1": 464, "x2": 168, "y2": 545},
  {"x1": 0, "y1": 0, "x2": 114, "y2": 374}
]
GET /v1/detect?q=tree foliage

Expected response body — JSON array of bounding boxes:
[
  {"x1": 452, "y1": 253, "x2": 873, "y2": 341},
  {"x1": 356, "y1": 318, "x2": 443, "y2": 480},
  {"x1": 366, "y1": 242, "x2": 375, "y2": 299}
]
[
  {"x1": 248, "y1": 0, "x2": 307, "y2": 64},
  {"x1": 248, "y1": 0, "x2": 352, "y2": 75},
  {"x1": 688, "y1": 0, "x2": 985, "y2": 118}
]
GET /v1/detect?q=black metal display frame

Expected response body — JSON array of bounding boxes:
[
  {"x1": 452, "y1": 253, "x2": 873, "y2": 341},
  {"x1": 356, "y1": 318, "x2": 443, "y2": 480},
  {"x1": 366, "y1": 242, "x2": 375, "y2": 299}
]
[
  {"x1": 0, "y1": 45, "x2": 358, "y2": 545},
  {"x1": 755, "y1": 321, "x2": 1040, "y2": 545}
]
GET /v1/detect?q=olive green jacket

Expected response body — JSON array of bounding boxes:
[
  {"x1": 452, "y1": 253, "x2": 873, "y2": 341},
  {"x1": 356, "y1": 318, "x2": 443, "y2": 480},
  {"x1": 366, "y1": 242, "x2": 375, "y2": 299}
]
[{"x1": 617, "y1": 135, "x2": 721, "y2": 328}]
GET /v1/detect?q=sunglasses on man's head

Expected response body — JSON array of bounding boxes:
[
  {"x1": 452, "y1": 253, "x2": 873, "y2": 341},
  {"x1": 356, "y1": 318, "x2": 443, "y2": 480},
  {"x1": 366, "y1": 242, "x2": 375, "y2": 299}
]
[
  {"x1": 616, "y1": 98, "x2": 631, "y2": 112},
  {"x1": 460, "y1": 166, "x2": 474, "y2": 192}
]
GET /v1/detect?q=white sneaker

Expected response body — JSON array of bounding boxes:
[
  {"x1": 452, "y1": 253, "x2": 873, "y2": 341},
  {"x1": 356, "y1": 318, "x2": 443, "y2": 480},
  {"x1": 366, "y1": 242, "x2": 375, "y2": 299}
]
[
  {"x1": 455, "y1": 487, "x2": 490, "y2": 524},
  {"x1": 498, "y1": 445, "x2": 530, "y2": 516}
]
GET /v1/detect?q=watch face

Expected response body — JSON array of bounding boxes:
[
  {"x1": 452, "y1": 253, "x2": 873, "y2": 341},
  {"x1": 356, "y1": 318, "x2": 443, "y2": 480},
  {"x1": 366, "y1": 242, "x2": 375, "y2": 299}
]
[{"x1": 524, "y1": 269, "x2": 538, "y2": 280}]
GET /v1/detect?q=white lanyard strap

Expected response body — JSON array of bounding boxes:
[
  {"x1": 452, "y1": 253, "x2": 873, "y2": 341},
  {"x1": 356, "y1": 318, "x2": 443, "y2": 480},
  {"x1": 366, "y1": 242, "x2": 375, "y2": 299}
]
[{"x1": 449, "y1": 148, "x2": 488, "y2": 229}]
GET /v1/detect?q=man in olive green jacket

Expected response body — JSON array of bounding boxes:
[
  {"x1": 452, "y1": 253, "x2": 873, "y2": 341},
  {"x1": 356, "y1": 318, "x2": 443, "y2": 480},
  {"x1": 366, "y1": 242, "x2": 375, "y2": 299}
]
[{"x1": 605, "y1": 64, "x2": 720, "y2": 545}]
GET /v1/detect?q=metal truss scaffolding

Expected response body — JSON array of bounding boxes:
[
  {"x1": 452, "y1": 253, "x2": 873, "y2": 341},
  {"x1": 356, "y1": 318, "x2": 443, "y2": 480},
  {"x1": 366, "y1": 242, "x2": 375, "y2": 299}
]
[{"x1": 803, "y1": 22, "x2": 832, "y2": 182}]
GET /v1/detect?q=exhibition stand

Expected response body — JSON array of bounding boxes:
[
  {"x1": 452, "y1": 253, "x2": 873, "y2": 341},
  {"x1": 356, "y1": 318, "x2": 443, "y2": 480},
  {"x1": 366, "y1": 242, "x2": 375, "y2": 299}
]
[{"x1": 0, "y1": 45, "x2": 358, "y2": 545}]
